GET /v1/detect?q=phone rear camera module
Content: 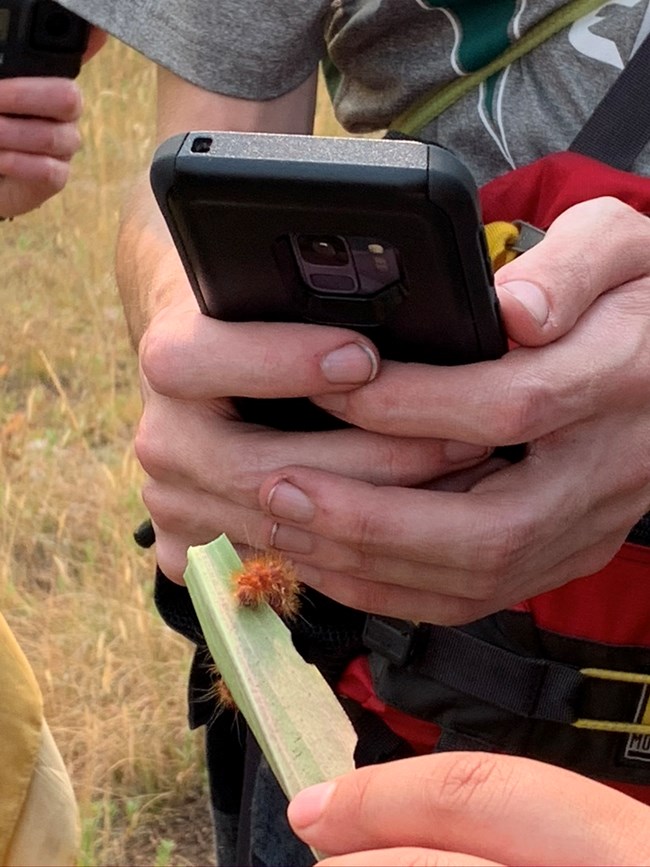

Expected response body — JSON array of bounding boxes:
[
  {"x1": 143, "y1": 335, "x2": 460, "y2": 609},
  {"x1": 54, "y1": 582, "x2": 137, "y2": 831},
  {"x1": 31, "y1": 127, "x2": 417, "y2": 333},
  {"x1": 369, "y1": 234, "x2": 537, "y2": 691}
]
[
  {"x1": 290, "y1": 233, "x2": 359, "y2": 295},
  {"x1": 288, "y1": 233, "x2": 403, "y2": 299},
  {"x1": 310, "y1": 273, "x2": 356, "y2": 293},
  {"x1": 297, "y1": 234, "x2": 349, "y2": 267}
]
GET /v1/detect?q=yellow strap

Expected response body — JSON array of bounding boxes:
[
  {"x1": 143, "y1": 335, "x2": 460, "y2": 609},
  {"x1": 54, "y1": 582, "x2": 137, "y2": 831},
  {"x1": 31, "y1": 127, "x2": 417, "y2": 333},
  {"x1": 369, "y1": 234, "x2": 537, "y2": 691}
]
[
  {"x1": 571, "y1": 667, "x2": 650, "y2": 735},
  {"x1": 581, "y1": 667, "x2": 650, "y2": 685},
  {"x1": 573, "y1": 719, "x2": 650, "y2": 735},
  {"x1": 484, "y1": 221, "x2": 519, "y2": 271}
]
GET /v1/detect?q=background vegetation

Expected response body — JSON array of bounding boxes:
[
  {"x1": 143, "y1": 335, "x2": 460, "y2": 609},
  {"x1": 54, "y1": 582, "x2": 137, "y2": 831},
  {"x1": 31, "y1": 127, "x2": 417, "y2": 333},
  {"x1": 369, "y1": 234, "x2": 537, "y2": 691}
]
[{"x1": 0, "y1": 37, "x2": 341, "y2": 865}]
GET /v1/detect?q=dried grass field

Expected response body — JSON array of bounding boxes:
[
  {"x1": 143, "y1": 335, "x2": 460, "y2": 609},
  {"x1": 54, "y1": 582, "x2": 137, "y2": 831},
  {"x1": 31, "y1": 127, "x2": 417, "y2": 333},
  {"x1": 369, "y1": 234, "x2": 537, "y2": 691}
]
[{"x1": 0, "y1": 37, "x2": 342, "y2": 866}]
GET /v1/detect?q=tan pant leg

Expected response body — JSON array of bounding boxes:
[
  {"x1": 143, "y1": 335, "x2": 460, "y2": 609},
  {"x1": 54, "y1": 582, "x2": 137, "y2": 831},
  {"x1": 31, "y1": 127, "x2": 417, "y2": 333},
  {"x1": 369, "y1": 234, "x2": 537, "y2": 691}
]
[{"x1": 4, "y1": 720, "x2": 80, "y2": 867}]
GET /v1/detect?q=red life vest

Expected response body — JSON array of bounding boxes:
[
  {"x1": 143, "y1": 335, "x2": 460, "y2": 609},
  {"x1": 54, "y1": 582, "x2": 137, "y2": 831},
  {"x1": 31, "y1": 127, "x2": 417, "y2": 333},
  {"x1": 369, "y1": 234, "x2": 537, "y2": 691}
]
[
  {"x1": 338, "y1": 151, "x2": 650, "y2": 803},
  {"x1": 147, "y1": 29, "x2": 650, "y2": 815}
]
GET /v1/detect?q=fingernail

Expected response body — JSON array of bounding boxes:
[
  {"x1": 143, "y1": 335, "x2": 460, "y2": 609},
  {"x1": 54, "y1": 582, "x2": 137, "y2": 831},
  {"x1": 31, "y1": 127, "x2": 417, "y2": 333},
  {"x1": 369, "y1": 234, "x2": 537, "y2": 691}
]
[
  {"x1": 321, "y1": 343, "x2": 378, "y2": 384},
  {"x1": 270, "y1": 523, "x2": 314, "y2": 554},
  {"x1": 500, "y1": 280, "x2": 549, "y2": 326},
  {"x1": 266, "y1": 481, "x2": 315, "y2": 523},
  {"x1": 444, "y1": 441, "x2": 490, "y2": 463},
  {"x1": 289, "y1": 782, "x2": 335, "y2": 831}
]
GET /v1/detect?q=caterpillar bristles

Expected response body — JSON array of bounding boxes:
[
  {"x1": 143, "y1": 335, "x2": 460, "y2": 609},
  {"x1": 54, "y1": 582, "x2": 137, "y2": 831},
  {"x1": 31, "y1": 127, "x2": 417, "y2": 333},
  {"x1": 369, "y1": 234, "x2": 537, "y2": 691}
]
[{"x1": 232, "y1": 551, "x2": 302, "y2": 620}]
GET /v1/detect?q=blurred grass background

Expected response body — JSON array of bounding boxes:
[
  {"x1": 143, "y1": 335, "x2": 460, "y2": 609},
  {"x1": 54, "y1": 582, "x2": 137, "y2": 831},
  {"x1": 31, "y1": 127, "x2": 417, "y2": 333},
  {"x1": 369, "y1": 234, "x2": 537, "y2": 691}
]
[{"x1": 0, "y1": 37, "x2": 342, "y2": 866}]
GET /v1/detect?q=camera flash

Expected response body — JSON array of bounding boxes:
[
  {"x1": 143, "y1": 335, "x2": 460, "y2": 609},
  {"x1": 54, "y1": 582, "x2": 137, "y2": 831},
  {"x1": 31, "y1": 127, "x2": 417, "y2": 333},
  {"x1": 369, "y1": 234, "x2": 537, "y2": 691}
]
[{"x1": 367, "y1": 243, "x2": 384, "y2": 255}]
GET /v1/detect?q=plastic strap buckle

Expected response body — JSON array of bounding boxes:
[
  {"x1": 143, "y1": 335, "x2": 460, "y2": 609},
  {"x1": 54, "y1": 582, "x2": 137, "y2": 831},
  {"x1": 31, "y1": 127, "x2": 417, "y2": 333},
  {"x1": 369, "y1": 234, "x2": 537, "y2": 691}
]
[
  {"x1": 362, "y1": 616, "x2": 418, "y2": 667},
  {"x1": 508, "y1": 220, "x2": 546, "y2": 254}
]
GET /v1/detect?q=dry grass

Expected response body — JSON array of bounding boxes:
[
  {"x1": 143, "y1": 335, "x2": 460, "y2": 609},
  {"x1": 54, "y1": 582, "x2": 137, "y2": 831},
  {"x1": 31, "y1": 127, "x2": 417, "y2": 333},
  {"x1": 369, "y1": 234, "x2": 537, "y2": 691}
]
[
  {"x1": 0, "y1": 39, "x2": 209, "y2": 867},
  {"x1": 0, "y1": 37, "x2": 343, "y2": 866}
]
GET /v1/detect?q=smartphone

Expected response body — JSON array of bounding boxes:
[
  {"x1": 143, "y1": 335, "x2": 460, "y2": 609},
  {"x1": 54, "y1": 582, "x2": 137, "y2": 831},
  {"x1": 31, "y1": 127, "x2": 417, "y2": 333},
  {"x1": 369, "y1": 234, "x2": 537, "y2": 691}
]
[
  {"x1": 0, "y1": 0, "x2": 89, "y2": 79},
  {"x1": 150, "y1": 131, "x2": 506, "y2": 431}
]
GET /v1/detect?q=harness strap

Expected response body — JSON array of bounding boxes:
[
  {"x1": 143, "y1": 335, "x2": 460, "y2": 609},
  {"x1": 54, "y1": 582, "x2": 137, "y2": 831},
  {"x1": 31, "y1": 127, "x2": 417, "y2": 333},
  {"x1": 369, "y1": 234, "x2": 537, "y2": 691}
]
[
  {"x1": 389, "y1": 0, "x2": 610, "y2": 136},
  {"x1": 364, "y1": 616, "x2": 650, "y2": 734},
  {"x1": 569, "y1": 32, "x2": 650, "y2": 171},
  {"x1": 418, "y1": 627, "x2": 580, "y2": 723},
  {"x1": 364, "y1": 617, "x2": 579, "y2": 724}
]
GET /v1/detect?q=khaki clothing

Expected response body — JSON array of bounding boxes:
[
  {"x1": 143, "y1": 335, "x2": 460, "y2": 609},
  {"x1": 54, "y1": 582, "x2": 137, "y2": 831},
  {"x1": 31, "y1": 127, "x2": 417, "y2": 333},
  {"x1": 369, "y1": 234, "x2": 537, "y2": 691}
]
[{"x1": 0, "y1": 613, "x2": 79, "y2": 866}]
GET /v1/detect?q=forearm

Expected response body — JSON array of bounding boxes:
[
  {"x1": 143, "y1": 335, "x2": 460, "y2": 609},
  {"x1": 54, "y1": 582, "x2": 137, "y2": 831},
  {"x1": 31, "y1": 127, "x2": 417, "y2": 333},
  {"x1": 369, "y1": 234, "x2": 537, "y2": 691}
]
[{"x1": 116, "y1": 175, "x2": 187, "y2": 348}]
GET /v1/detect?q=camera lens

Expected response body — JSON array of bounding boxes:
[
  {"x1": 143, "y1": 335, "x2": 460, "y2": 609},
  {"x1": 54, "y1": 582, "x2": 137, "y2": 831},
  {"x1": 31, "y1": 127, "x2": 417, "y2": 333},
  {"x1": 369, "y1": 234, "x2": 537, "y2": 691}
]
[
  {"x1": 297, "y1": 235, "x2": 349, "y2": 266},
  {"x1": 312, "y1": 240, "x2": 336, "y2": 259},
  {"x1": 43, "y1": 11, "x2": 71, "y2": 38},
  {"x1": 30, "y1": 1, "x2": 88, "y2": 52}
]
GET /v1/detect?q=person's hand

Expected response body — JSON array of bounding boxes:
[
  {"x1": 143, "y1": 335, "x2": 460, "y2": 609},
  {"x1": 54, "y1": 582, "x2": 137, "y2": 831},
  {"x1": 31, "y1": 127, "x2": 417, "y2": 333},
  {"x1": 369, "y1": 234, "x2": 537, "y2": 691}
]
[
  {"x1": 257, "y1": 198, "x2": 650, "y2": 623},
  {"x1": 287, "y1": 751, "x2": 650, "y2": 866},
  {"x1": 128, "y1": 69, "x2": 485, "y2": 585},
  {"x1": 0, "y1": 27, "x2": 106, "y2": 218},
  {"x1": 136, "y1": 295, "x2": 489, "y2": 583}
]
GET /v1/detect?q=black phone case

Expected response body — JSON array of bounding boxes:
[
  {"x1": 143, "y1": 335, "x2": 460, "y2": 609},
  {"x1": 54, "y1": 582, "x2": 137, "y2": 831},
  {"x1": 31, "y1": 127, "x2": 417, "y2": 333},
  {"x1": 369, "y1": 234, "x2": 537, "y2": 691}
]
[{"x1": 151, "y1": 131, "x2": 506, "y2": 431}]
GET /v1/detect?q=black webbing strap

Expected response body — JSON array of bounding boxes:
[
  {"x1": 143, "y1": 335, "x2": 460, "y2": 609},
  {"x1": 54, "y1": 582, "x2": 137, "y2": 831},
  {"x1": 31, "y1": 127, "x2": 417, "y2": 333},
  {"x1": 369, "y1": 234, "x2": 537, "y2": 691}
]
[
  {"x1": 417, "y1": 626, "x2": 583, "y2": 722},
  {"x1": 364, "y1": 617, "x2": 584, "y2": 724},
  {"x1": 569, "y1": 32, "x2": 650, "y2": 170}
]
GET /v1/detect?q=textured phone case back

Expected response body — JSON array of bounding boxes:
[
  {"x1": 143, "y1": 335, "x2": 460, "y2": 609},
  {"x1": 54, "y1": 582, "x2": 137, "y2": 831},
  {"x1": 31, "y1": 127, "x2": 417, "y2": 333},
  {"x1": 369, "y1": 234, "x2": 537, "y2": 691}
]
[
  {"x1": 150, "y1": 132, "x2": 506, "y2": 429},
  {"x1": 152, "y1": 132, "x2": 505, "y2": 365}
]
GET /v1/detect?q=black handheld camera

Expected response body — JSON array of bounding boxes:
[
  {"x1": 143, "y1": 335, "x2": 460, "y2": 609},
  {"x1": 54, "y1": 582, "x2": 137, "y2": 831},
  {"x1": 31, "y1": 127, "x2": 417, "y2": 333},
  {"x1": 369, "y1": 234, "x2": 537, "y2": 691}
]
[{"x1": 0, "y1": 0, "x2": 89, "y2": 79}]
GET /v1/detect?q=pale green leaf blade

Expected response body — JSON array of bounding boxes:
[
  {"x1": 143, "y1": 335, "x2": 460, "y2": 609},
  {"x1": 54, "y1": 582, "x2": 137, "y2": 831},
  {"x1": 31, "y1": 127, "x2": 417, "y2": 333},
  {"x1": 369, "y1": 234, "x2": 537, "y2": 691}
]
[{"x1": 184, "y1": 534, "x2": 357, "y2": 808}]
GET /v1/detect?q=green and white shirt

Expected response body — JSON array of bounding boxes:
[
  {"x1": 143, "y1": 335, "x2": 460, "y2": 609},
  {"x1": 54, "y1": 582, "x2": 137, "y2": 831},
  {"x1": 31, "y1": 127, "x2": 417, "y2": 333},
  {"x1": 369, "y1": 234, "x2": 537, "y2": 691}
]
[{"x1": 59, "y1": 0, "x2": 650, "y2": 182}]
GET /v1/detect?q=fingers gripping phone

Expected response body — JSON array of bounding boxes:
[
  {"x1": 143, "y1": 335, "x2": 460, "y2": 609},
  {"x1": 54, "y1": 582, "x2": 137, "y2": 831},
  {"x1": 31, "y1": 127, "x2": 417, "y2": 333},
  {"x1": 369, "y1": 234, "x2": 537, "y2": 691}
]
[
  {"x1": 150, "y1": 131, "x2": 507, "y2": 431},
  {"x1": 0, "y1": 0, "x2": 89, "y2": 79}
]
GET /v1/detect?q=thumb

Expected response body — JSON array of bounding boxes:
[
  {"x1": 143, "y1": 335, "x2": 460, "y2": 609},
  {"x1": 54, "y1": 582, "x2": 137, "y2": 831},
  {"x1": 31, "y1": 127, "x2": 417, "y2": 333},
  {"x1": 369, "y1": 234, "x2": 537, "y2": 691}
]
[
  {"x1": 288, "y1": 752, "x2": 650, "y2": 865},
  {"x1": 494, "y1": 197, "x2": 650, "y2": 347}
]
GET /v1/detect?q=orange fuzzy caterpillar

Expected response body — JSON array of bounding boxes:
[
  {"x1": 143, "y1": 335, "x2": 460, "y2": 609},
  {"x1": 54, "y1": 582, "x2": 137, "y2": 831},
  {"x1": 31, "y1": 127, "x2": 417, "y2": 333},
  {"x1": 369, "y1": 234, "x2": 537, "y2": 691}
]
[
  {"x1": 214, "y1": 674, "x2": 237, "y2": 711},
  {"x1": 209, "y1": 553, "x2": 302, "y2": 713},
  {"x1": 204, "y1": 665, "x2": 238, "y2": 712},
  {"x1": 233, "y1": 552, "x2": 301, "y2": 619}
]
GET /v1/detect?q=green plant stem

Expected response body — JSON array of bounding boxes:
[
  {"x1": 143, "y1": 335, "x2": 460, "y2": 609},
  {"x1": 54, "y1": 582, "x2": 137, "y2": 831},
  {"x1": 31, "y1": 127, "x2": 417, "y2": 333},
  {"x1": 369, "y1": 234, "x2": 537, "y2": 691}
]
[{"x1": 185, "y1": 535, "x2": 357, "y2": 861}]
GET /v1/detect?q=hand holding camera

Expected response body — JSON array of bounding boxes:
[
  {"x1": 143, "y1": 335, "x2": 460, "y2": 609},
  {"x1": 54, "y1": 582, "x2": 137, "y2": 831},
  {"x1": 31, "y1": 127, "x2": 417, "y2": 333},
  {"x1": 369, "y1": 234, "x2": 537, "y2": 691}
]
[
  {"x1": 0, "y1": 0, "x2": 89, "y2": 79},
  {"x1": 0, "y1": 0, "x2": 104, "y2": 218}
]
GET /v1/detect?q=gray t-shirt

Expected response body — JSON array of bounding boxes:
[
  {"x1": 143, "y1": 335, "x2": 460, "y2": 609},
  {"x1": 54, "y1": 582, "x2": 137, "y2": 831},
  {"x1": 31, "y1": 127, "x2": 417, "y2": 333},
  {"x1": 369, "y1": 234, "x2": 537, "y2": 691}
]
[{"x1": 59, "y1": 0, "x2": 650, "y2": 182}]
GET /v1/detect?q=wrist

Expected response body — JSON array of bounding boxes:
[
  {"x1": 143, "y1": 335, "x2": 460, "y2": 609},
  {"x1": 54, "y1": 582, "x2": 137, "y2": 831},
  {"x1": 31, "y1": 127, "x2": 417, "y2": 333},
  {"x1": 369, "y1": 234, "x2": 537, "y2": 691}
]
[{"x1": 116, "y1": 176, "x2": 194, "y2": 347}]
